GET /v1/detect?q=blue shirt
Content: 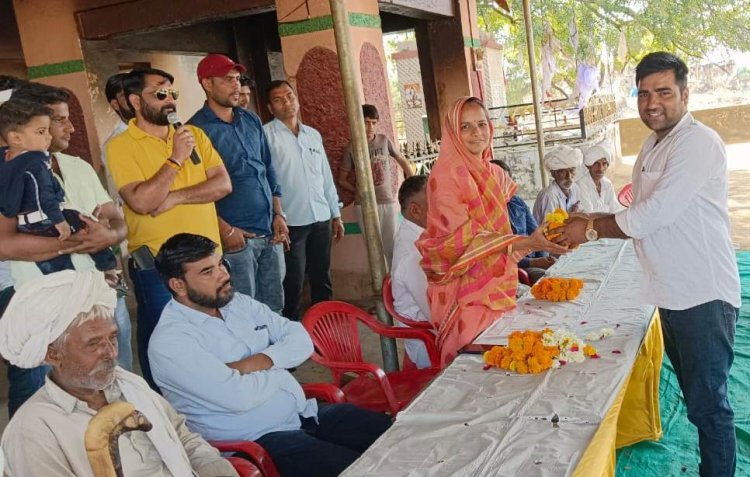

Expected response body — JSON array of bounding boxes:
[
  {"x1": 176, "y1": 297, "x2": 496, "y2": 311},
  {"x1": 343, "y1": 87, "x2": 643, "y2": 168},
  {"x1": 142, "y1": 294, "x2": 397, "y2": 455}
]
[
  {"x1": 189, "y1": 104, "x2": 280, "y2": 235},
  {"x1": 507, "y1": 194, "x2": 546, "y2": 267},
  {"x1": 263, "y1": 119, "x2": 340, "y2": 227},
  {"x1": 148, "y1": 295, "x2": 316, "y2": 441}
]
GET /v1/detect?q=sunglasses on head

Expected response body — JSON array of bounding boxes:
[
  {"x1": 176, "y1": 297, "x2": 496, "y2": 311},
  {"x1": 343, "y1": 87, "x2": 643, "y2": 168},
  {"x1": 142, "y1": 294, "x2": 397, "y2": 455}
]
[{"x1": 152, "y1": 88, "x2": 180, "y2": 101}]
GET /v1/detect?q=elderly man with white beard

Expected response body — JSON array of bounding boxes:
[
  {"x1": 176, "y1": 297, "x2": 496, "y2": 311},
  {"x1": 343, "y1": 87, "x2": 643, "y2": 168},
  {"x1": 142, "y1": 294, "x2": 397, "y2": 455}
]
[
  {"x1": 0, "y1": 270, "x2": 237, "y2": 477},
  {"x1": 533, "y1": 145, "x2": 584, "y2": 224}
]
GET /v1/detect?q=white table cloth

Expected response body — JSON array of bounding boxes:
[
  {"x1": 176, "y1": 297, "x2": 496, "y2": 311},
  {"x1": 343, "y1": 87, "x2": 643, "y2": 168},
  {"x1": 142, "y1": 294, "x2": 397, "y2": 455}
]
[{"x1": 342, "y1": 239, "x2": 656, "y2": 477}]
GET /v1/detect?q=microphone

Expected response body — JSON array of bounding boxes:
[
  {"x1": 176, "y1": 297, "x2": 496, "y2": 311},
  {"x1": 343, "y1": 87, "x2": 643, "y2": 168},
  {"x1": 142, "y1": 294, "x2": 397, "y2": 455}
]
[{"x1": 167, "y1": 112, "x2": 201, "y2": 165}]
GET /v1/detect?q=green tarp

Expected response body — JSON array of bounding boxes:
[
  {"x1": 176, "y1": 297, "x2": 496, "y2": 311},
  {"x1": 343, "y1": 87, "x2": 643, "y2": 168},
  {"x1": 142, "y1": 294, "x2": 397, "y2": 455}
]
[{"x1": 616, "y1": 252, "x2": 750, "y2": 475}]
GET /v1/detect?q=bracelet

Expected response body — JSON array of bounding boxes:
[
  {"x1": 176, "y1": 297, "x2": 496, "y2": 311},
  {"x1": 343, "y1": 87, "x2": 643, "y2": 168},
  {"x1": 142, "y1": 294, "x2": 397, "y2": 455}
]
[
  {"x1": 166, "y1": 157, "x2": 182, "y2": 170},
  {"x1": 508, "y1": 243, "x2": 514, "y2": 256},
  {"x1": 227, "y1": 227, "x2": 235, "y2": 237}
]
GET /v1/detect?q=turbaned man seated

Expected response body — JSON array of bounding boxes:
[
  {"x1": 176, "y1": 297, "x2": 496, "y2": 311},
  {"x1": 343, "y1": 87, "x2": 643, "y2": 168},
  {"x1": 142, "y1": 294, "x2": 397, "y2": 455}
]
[
  {"x1": 148, "y1": 233, "x2": 392, "y2": 477},
  {"x1": 0, "y1": 270, "x2": 237, "y2": 477}
]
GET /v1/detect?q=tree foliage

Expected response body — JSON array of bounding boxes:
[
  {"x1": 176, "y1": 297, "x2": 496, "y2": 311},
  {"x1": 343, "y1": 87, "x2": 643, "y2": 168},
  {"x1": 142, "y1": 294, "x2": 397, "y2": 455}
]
[{"x1": 477, "y1": 0, "x2": 750, "y2": 103}]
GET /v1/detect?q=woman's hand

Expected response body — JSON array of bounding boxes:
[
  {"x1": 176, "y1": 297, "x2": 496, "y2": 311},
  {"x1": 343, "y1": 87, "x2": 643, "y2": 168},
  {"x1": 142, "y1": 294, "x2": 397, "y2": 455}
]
[{"x1": 513, "y1": 227, "x2": 570, "y2": 256}]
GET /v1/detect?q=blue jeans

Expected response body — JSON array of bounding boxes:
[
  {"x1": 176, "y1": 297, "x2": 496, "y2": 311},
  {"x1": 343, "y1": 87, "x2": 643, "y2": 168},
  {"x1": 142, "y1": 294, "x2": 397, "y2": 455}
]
[
  {"x1": 224, "y1": 237, "x2": 285, "y2": 314},
  {"x1": 660, "y1": 300, "x2": 738, "y2": 477},
  {"x1": 128, "y1": 260, "x2": 172, "y2": 391},
  {"x1": 114, "y1": 295, "x2": 133, "y2": 371},
  {"x1": 255, "y1": 404, "x2": 391, "y2": 477}
]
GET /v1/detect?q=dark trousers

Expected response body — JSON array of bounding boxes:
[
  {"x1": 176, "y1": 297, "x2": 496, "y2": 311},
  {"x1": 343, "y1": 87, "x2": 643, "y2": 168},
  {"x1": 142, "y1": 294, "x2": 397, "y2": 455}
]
[
  {"x1": 660, "y1": 300, "x2": 738, "y2": 477},
  {"x1": 128, "y1": 259, "x2": 172, "y2": 392},
  {"x1": 18, "y1": 209, "x2": 117, "y2": 274},
  {"x1": 0, "y1": 286, "x2": 48, "y2": 417},
  {"x1": 283, "y1": 220, "x2": 333, "y2": 321},
  {"x1": 255, "y1": 404, "x2": 391, "y2": 477}
]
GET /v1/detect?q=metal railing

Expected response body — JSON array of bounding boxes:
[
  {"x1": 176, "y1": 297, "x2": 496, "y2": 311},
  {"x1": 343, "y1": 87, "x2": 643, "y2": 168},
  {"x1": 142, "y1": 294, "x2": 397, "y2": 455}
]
[{"x1": 488, "y1": 94, "x2": 617, "y2": 148}]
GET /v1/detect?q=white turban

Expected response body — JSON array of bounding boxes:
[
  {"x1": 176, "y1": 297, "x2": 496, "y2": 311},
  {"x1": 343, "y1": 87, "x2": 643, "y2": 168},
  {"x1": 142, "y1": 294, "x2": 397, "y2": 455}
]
[
  {"x1": 0, "y1": 270, "x2": 116, "y2": 368},
  {"x1": 583, "y1": 138, "x2": 613, "y2": 166},
  {"x1": 544, "y1": 145, "x2": 583, "y2": 171}
]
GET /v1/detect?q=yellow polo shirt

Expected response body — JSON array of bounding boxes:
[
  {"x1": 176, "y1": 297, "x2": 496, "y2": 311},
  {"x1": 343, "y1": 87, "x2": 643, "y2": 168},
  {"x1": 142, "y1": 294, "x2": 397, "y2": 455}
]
[{"x1": 106, "y1": 119, "x2": 223, "y2": 255}]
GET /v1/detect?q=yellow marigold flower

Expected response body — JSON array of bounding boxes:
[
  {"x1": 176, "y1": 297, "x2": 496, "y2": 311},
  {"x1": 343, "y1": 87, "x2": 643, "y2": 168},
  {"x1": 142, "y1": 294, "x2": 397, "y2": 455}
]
[
  {"x1": 583, "y1": 344, "x2": 598, "y2": 357},
  {"x1": 531, "y1": 277, "x2": 584, "y2": 302}
]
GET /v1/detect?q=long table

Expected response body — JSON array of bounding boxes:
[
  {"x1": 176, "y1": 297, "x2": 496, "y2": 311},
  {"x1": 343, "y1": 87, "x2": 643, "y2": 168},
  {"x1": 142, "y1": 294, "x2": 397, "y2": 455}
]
[{"x1": 342, "y1": 239, "x2": 663, "y2": 477}]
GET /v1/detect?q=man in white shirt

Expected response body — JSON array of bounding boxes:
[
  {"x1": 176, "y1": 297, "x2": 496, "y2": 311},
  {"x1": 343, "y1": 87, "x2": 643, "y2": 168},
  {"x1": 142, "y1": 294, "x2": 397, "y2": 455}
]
[
  {"x1": 391, "y1": 175, "x2": 434, "y2": 369},
  {"x1": 0, "y1": 271, "x2": 237, "y2": 477},
  {"x1": 576, "y1": 138, "x2": 623, "y2": 214},
  {"x1": 263, "y1": 80, "x2": 344, "y2": 320},
  {"x1": 533, "y1": 145, "x2": 583, "y2": 224},
  {"x1": 557, "y1": 52, "x2": 741, "y2": 477},
  {"x1": 149, "y1": 233, "x2": 391, "y2": 477}
]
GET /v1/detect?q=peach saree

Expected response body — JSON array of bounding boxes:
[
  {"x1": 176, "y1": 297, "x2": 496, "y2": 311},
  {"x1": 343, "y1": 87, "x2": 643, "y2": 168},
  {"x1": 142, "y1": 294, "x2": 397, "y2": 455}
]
[{"x1": 417, "y1": 97, "x2": 520, "y2": 366}]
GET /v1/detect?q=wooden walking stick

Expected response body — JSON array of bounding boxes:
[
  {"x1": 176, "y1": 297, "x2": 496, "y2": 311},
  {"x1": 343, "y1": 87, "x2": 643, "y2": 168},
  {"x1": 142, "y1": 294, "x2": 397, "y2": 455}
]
[{"x1": 85, "y1": 402, "x2": 153, "y2": 477}]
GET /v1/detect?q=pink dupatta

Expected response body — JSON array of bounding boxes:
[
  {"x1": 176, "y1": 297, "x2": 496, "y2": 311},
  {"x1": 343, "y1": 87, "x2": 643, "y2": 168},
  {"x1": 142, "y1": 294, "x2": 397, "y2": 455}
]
[{"x1": 417, "y1": 97, "x2": 520, "y2": 366}]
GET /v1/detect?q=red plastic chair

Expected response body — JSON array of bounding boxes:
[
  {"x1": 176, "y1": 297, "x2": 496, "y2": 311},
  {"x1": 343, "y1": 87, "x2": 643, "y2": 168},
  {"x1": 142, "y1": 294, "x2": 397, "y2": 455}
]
[
  {"x1": 302, "y1": 301, "x2": 441, "y2": 416},
  {"x1": 617, "y1": 183, "x2": 634, "y2": 207},
  {"x1": 382, "y1": 275, "x2": 435, "y2": 331},
  {"x1": 518, "y1": 268, "x2": 531, "y2": 286},
  {"x1": 226, "y1": 456, "x2": 264, "y2": 477},
  {"x1": 382, "y1": 275, "x2": 439, "y2": 370},
  {"x1": 210, "y1": 383, "x2": 344, "y2": 477}
]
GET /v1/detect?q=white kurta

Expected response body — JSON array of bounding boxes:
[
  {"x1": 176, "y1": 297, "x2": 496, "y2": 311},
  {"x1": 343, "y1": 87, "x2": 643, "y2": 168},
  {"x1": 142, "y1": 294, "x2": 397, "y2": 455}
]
[
  {"x1": 577, "y1": 173, "x2": 623, "y2": 214},
  {"x1": 533, "y1": 182, "x2": 582, "y2": 225}
]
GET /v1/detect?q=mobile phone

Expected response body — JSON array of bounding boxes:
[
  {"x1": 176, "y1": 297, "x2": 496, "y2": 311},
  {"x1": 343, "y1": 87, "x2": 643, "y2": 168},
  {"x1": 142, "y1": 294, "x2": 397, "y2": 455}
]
[{"x1": 131, "y1": 245, "x2": 156, "y2": 270}]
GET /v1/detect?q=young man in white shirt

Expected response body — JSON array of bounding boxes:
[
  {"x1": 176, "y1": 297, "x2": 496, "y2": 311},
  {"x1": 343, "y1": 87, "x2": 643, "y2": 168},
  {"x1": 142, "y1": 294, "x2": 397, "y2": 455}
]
[
  {"x1": 576, "y1": 138, "x2": 623, "y2": 214},
  {"x1": 263, "y1": 80, "x2": 344, "y2": 320},
  {"x1": 557, "y1": 52, "x2": 741, "y2": 477},
  {"x1": 391, "y1": 175, "x2": 434, "y2": 368}
]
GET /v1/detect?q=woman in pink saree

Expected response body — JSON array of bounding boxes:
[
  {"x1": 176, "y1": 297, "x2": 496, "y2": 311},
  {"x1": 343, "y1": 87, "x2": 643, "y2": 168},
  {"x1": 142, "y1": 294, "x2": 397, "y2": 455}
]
[{"x1": 417, "y1": 97, "x2": 567, "y2": 366}]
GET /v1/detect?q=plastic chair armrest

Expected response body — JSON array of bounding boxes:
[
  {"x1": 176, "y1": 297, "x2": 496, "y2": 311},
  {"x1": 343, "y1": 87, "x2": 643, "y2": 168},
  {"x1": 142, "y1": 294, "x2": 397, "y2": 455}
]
[
  {"x1": 208, "y1": 440, "x2": 280, "y2": 477},
  {"x1": 302, "y1": 382, "x2": 346, "y2": 403}
]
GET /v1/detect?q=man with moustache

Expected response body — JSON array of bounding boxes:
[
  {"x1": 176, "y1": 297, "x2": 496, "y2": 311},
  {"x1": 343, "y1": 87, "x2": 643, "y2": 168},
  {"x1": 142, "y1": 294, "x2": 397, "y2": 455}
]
[
  {"x1": 0, "y1": 270, "x2": 238, "y2": 477},
  {"x1": 106, "y1": 68, "x2": 231, "y2": 390},
  {"x1": 149, "y1": 234, "x2": 391, "y2": 477},
  {"x1": 532, "y1": 145, "x2": 584, "y2": 224},
  {"x1": 263, "y1": 80, "x2": 343, "y2": 320},
  {"x1": 576, "y1": 138, "x2": 622, "y2": 214},
  {"x1": 556, "y1": 52, "x2": 741, "y2": 477},
  {"x1": 1, "y1": 82, "x2": 129, "y2": 414},
  {"x1": 189, "y1": 54, "x2": 287, "y2": 314}
]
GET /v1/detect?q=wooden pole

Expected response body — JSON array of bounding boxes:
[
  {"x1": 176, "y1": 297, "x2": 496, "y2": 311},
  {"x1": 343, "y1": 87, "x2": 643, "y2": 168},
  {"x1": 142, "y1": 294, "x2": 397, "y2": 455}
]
[
  {"x1": 522, "y1": 0, "x2": 549, "y2": 187},
  {"x1": 329, "y1": 0, "x2": 399, "y2": 372}
]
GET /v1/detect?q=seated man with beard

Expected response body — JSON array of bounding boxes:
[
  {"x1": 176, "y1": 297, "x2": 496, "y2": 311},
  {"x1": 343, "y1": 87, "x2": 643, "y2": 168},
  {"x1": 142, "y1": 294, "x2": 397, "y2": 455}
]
[
  {"x1": 148, "y1": 233, "x2": 391, "y2": 477},
  {"x1": 0, "y1": 270, "x2": 237, "y2": 477}
]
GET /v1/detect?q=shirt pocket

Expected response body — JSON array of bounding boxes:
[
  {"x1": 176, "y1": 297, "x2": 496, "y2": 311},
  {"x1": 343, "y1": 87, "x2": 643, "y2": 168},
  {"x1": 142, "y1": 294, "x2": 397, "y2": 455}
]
[{"x1": 637, "y1": 171, "x2": 663, "y2": 199}]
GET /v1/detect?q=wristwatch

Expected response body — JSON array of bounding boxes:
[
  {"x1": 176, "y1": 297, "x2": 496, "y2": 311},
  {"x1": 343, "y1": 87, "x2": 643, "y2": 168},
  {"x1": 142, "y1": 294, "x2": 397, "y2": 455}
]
[
  {"x1": 585, "y1": 219, "x2": 599, "y2": 242},
  {"x1": 274, "y1": 211, "x2": 287, "y2": 221}
]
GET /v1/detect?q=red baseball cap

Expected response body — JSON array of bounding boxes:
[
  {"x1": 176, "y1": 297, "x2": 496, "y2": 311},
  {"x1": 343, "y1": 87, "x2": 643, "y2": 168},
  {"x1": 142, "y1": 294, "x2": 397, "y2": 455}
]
[{"x1": 197, "y1": 54, "x2": 246, "y2": 81}]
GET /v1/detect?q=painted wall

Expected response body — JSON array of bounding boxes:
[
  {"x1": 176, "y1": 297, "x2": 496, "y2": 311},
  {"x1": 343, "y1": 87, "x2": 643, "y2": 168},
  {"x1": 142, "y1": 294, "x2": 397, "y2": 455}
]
[{"x1": 619, "y1": 104, "x2": 750, "y2": 156}]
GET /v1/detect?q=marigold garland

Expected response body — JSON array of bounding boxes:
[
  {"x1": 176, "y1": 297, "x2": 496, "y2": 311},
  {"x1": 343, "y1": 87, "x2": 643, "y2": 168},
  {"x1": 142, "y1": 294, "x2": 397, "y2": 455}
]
[
  {"x1": 543, "y1": 208, "x2": 568, "y2": 240},
  {"x1": 531, "y1": 277, "x2": 584, "y2": 301},
  {"x1": 483, "y1": 328, "x2": 601, "y2": 374},
  {"x1": 543, "y1": 208, "x2": 578, "y2": 249}
]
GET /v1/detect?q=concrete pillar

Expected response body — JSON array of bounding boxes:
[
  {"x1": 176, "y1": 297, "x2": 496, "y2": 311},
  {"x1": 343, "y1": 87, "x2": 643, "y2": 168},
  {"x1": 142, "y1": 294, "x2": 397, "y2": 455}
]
[
  {"x1": 416, "y1": 0, "x2": 484, "y2": 139},
  {"x1": 274, "y1": 0, "x2": 397, "y2": 301},
  {"x1": 12, "y1": 0, "x2": 101, "y2": 168}
]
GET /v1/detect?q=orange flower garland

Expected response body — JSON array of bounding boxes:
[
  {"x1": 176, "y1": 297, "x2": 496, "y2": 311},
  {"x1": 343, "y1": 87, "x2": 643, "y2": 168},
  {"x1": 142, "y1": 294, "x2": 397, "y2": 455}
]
[
  {"x1": 543, "y1": 208, "x2": 569, "y2": 240},
  {"x1": 483, "y1": 328, "x2": 601, "y2": 374},
  {"x1": 531, "y1": 277, "x2": 584, "y2": 301},
  {"x1": 483, "y1": 329, "x2": 560, "y2": 374}
]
